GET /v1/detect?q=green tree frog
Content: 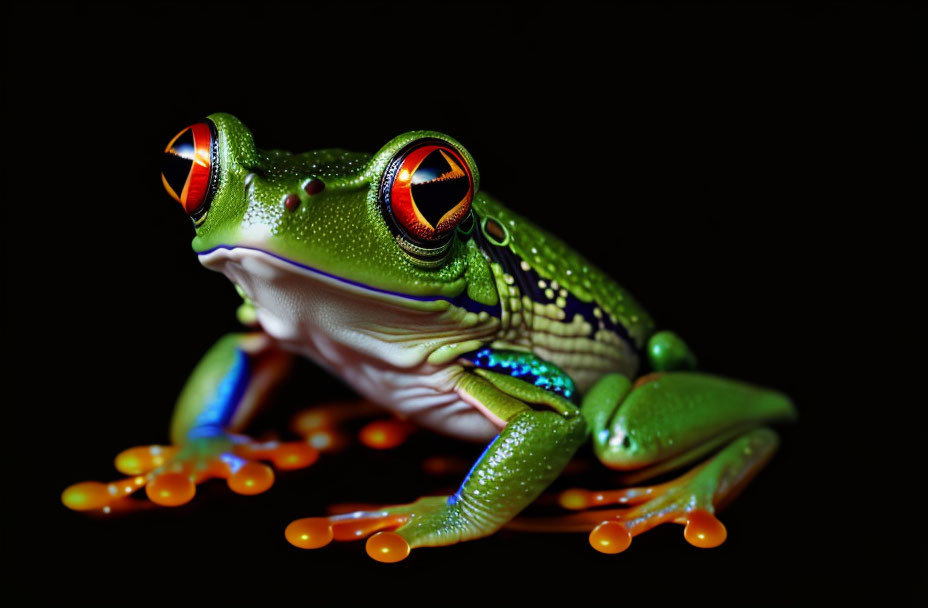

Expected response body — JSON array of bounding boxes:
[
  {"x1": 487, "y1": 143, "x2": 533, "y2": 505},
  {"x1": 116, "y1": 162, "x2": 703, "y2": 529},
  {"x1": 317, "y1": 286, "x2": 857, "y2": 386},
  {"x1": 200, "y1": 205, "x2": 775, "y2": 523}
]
[{"x1": 63, "y1": 113, "x2": 796, "y2": 562}]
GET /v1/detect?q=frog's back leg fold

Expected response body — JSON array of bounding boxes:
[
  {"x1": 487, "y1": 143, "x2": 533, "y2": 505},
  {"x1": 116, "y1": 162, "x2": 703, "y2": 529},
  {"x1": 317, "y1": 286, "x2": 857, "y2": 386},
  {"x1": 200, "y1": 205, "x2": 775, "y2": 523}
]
[{"x1": 588, "y1": 371, "x2": 795, "y2": 480}]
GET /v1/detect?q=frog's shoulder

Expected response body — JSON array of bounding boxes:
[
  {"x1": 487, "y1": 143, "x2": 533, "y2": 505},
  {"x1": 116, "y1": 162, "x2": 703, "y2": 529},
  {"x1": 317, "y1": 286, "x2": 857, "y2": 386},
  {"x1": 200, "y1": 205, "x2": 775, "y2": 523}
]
[{"x1": 471, "y1": 193, "x2": 655, "y2": 348}]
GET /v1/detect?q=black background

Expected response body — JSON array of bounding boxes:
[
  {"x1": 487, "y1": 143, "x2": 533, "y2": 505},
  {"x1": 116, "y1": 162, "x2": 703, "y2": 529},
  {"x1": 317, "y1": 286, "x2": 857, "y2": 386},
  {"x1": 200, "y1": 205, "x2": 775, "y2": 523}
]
[{"x1": 4, "y1": 2, "x2": 918, "y2": 604}]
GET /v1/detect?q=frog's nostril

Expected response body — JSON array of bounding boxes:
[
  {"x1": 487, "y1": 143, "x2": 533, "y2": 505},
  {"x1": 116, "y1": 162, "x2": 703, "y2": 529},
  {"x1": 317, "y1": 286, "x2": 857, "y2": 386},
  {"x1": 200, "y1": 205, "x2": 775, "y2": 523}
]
[{"x1": 162, "y1": 120, "x2": 219, "y2": 223}]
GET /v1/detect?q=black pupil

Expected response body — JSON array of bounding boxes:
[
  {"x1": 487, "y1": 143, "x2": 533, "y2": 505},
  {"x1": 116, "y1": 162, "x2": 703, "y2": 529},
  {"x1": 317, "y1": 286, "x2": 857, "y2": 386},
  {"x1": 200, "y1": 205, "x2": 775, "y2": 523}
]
[
  {"x1": 410, "y1": 148, "x2": 469, "y2": 229},
  {"x1": 162, "y1": 128, "x2": 196, "y2": 198}
]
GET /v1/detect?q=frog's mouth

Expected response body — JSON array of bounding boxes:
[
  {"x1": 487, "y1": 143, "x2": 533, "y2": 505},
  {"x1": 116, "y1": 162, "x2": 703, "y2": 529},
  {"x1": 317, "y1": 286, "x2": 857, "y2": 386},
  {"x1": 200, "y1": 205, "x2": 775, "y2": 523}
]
[
  {"x1": 198, "y1": 244, "x2": 499, "y2": 316},
  {"x1": 197, "y1": 245, "x2": 501, "y2": 381},
  {"x1": 197, "y1": 245, "x2": 461, "y2": 310}
]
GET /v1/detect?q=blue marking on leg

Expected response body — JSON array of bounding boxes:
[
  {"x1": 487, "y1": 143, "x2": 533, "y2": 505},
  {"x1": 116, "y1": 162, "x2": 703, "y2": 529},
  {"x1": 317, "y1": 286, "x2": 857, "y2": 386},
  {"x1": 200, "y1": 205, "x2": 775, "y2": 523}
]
[
  {"x1": 189, "y1": 348, "x2": 251, "y2": 439},
  {"x1": 219, "y1": 452, "x2": 246, "y2": 474},
  {"x1": 448, "y1": 434, "x2": 499, "y2": 506}
]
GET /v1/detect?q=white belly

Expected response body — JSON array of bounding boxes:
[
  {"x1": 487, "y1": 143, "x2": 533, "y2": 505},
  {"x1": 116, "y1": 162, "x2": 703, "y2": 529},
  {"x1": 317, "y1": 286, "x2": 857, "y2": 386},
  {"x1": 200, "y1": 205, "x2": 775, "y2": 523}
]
[{"x1": 199, "y1": 246, "x2": 500, "y2": 441}]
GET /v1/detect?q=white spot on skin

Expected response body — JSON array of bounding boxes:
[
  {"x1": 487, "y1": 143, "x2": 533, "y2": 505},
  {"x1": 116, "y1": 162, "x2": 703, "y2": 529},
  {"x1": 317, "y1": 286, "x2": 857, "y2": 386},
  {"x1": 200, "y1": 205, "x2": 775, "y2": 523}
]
[{"x1": 607, "y1": 427, "x2": 627, "y2": 448}]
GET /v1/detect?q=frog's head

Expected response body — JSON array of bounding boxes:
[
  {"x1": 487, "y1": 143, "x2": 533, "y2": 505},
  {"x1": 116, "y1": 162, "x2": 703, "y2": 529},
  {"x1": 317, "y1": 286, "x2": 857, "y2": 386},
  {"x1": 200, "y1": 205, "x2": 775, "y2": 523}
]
[{"x1": 161, "y1": 113, "x2": 492, "y2": 343}]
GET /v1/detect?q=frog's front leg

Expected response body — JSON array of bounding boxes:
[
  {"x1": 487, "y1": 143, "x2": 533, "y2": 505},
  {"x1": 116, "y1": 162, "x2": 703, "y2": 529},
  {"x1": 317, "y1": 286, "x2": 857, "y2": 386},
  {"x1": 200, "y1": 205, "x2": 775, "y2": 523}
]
[
  {"x1": 62, "y1": 332, "x2": 319, "y2": 512},
  {"x1": 286, "y1": 359, "x2": 587, "y2": 562}
]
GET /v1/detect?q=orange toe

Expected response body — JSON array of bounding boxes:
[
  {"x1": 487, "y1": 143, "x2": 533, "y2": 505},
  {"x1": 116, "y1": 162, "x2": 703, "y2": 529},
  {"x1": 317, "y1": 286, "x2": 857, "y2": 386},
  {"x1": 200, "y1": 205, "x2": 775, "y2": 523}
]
[
  {"x1": 114, "y1": 445, "x2": 177, "y2": 476},
  {"x1": 286, "y1": 518, "x2": 334, "y2": 549},
  {"x1": 589, "y1": 521, "x2": 632, "y2": 554},
  {"x1": 227, "y1": 462, "x2": 275, "y2": 495},
  {"x1": 366, "y1": 531, "x2": 410, "y2": 563},
  {"x1": 683, "y1": 509, "x2": 727, "y2": 548},
  {"x1": 146, "y1": 472, "x2": 196, "y2": 506},
  {"x1": 359, "y1": 420, "x2": 412, "y2": 450}
]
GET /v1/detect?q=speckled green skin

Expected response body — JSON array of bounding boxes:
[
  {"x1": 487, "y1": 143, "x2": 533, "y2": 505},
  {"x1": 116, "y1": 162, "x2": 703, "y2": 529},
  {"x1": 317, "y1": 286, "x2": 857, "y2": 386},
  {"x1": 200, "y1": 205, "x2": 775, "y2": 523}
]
[
  {"x1": 394, "y1": 411, "x2": 587, "y2": 547},
  {"x1": 194, "y1": 113, "x2": 654, "y2": 335},
  {"x1": 168, "y1": 114, "x2": 796, "y2": 552},
  {"x1": 470, "y1": 194, "x2": 654, "y2": 346}
]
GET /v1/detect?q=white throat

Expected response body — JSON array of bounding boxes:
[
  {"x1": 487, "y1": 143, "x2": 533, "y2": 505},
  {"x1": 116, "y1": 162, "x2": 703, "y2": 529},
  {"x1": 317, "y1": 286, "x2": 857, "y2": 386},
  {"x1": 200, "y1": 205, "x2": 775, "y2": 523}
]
[{"x1": 198, "y1": 246, "x2": 500, "y2": 441}]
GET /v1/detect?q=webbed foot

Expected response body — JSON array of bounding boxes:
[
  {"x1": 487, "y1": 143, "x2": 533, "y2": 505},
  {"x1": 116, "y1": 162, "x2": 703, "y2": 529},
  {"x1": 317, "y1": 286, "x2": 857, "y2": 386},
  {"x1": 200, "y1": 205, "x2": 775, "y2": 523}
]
[
  {"x1": 62, "y1": 433, "x2": 318, "y2": 512},
  {"x1": 508, "y1": 428, "x2": 779, "y2": 553},
  {"x1": 285, "y1": 495, "x2": 463, "y2": 563}
]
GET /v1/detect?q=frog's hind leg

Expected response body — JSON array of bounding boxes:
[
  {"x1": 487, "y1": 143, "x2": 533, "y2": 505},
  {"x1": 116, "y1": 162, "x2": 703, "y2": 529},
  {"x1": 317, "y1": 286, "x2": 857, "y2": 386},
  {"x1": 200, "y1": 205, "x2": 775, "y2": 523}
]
[
  {"x1": 511, "y1": 371, "x2": 794, "y2": 552},
  {"x1": 509, "y1": 428, "x2": 780, "y2": 552}
]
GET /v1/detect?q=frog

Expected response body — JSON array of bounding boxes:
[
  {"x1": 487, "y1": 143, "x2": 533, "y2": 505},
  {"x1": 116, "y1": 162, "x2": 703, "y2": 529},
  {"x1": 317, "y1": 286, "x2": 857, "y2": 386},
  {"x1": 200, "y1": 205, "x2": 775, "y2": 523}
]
[{"x1": 62, "y1": 113, "x2": 796, "y2": 562}]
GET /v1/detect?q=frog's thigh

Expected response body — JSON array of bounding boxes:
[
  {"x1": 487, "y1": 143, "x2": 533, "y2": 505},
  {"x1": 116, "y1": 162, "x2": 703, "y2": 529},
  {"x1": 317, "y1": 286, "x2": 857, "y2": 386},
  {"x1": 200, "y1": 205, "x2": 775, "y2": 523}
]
[{"x1": 584, "y1": 372, "x2": 796, "y2": 482}]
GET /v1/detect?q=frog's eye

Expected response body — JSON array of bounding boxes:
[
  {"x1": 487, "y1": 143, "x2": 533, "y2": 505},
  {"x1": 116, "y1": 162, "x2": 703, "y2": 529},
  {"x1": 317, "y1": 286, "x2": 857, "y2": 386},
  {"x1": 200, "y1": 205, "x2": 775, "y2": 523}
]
[
  {"x1": 381, "y1": 139, "x2": 474, "y2": 251},
  {"x1": 161, "y1": 121, "x2": 219, "y2": 224}
]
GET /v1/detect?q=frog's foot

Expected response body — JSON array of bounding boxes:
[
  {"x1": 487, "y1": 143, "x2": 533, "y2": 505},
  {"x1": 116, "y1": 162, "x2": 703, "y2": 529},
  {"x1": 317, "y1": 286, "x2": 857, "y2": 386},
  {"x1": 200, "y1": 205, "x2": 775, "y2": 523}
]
[
  {"x1": 62, "y1": 434, "x2": 319, "y2": 513},
  {"x1": 508, "y1": 428, "x2": 779, "y2": 553},
  {"x1": 291, "y1": 399, "x2": 415, "y2": 451},
  {"x1": 286, "y1": 495, "x2": 469, "y2": 563}
]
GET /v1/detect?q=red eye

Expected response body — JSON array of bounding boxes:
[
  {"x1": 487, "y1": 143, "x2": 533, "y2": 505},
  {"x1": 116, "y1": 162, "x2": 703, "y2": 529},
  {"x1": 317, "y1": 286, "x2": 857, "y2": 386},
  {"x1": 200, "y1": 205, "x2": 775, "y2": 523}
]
[
  {"x1": 383, "y1": 141, "x2": 474, "y2": 243},
  {"x1": 161, "y1": 121, "x2": 218, "y2": 218}
]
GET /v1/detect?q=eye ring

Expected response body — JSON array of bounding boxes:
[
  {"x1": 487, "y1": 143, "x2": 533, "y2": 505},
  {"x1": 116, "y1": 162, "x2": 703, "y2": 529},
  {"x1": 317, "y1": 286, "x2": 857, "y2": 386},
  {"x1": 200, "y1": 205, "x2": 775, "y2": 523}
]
[
  {"x1": 380, "y1": 138, "x2": 474, "y2": 262},
  {"x1": 162, "y1": 119, "x2": 220, "y2": 226}
]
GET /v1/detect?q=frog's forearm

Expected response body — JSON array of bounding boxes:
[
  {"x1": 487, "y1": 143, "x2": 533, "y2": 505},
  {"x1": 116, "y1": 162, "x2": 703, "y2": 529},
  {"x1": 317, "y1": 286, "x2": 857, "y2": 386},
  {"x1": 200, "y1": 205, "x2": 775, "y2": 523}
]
[
  {"x1": 448, "y1": 410, "x2": 586, "y2": 535},
  {"x1": 403, "y1": 356, "x2": 584, "y2": 541},
  {"x1": 169, "y1": 333, "x2": 291, "y2": 444},
  {"x1": 391, "y1": 409, "x2": 585, "y2": 548}
]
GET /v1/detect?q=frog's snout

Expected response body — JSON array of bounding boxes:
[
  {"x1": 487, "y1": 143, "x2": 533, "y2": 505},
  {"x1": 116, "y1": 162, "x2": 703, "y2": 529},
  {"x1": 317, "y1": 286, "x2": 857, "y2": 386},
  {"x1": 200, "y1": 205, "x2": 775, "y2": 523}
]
[{"x1": 161, "y1": 120, "x2": 219, "y2": 225}]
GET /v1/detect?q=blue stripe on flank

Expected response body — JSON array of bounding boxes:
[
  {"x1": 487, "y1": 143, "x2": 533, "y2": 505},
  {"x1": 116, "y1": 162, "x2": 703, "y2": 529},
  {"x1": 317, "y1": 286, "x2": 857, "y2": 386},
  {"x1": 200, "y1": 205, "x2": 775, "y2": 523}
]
[
  {"x1": 198, "y1": 245, "x2": 501, "y2": 318},
  {"x1": 189, "y1": 348, "x2": 251, "y2": 438}
]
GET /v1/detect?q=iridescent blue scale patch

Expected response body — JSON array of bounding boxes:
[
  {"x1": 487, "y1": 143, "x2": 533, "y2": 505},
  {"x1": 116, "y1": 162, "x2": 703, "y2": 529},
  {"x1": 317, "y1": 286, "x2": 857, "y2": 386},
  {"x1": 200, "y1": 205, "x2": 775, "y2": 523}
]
[{"x1": 467, "y1": 348, "x2": 576, "y2": 401}]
